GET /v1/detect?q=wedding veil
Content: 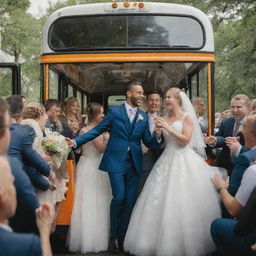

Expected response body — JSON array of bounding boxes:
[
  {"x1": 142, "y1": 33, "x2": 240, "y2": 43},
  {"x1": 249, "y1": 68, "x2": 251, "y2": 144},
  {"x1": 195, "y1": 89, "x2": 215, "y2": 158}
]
[{"x1": 179, "y1": 91, "x2": 207, "y2": 158}]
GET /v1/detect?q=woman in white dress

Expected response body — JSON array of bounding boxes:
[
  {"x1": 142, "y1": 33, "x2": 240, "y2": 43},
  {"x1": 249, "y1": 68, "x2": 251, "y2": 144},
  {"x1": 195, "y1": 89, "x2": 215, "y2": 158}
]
[
  {"x1": 124, "y1": 88, "x2": 222, "y2": 256},
  {"x1": 68, "y1": 102, "x2": 111, "y2": 253}
]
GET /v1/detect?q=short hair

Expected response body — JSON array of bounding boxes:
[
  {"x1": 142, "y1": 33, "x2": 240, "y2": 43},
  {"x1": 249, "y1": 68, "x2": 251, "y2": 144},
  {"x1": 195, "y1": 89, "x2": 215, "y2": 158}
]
[
  {"x1": 44, "y1": 99, "x2": 62, "y2": 112},
  {"x1": 126, "y1": 81, "x2": 143, "y2": 94},
  {"x1": 145, "y1": 90, "x2": 162, "y2": 100},
  {"x1": 6, "y1": 95, "x2": 24, "y2": 117},
  {"x1": 231, "y1": 94, "x2": 250, "y2": 107},
  {"x1": 0, "y1": 99, "x2": 9, "y2": 137}
]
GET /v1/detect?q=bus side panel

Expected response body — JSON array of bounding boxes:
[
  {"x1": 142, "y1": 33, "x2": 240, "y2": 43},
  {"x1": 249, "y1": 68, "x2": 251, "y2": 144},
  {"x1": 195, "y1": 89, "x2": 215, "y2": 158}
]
[{"x1": 56, "y1": 160, "x2": 75, "y2": 225}]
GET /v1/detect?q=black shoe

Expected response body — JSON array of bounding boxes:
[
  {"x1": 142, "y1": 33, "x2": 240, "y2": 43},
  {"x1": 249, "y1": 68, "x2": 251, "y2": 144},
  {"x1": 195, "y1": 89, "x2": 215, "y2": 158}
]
[{"x1": 108, "y1": 237, "x2": 119, "y2": 253}]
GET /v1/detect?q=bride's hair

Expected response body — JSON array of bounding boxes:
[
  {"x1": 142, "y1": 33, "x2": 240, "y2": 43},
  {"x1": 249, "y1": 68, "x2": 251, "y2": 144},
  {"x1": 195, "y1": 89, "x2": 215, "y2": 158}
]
[{"x1": 165, "y1": 87, "x2": 182, "y2": 106}]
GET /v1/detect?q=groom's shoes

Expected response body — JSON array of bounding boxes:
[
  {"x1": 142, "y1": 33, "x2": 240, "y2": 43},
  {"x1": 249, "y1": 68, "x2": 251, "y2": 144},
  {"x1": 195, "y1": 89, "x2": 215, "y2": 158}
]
[{"x1": 108, "y1": 237, "x2": 119, "y2": 253}]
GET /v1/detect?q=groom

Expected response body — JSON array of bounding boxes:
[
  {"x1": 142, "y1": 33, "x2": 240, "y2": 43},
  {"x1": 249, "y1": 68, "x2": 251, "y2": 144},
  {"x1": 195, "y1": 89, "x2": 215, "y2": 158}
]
[{"x1": 67, "y1": 81, "x2": 163, "y2": 252}]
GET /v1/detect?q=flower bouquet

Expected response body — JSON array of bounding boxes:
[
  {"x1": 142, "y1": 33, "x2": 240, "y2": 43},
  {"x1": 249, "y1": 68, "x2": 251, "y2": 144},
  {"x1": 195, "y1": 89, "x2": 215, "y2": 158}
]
[{"x1": 42, "y1": 129, "x2": 70, "y2": 168}]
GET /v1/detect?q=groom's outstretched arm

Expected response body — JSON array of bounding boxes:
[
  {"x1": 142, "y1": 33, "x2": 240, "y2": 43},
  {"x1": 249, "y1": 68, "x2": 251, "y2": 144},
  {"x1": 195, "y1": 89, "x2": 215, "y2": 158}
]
[{"x1": 71, "y1": 108, "x2": 113, "y2": 148}]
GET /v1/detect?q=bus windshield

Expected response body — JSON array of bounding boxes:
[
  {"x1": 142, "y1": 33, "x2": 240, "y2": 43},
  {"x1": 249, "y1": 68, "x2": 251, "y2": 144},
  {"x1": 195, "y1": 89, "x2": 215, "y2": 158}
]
[{"x1": 49, "y1": 15, "x2": 204, "y2": 51}]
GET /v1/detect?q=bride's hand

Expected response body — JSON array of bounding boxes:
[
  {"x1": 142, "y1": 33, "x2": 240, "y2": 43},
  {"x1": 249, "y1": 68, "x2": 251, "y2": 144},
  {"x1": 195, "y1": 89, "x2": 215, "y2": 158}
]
[{"x1": 154, "y1": 117, "x2": 168, "y2": 129}]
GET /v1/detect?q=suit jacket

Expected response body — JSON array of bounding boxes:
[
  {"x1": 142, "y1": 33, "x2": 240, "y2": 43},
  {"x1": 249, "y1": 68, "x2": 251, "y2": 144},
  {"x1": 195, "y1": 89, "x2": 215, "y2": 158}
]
[
  {"x1": 143, "y1": 147, "x2": 163, "y2": 172},
  {"x1": 8, "y1": 157, "x2": 39, "y2": 233},
  {"x1": 229, "y1": 148, "x2": 256, "y2": 196},
  {"x1": 214, "y1": 117, "x2": 236, "y2": 174},
  {"x1": 8, "y1": 123, "x2": 51, "y2": 190},
  {"x1": 0, "y1": 227, "x2": 42, "y2": 256},
  {"x1": 75, "y1": 104, "x2": 162, "y2": 174}
]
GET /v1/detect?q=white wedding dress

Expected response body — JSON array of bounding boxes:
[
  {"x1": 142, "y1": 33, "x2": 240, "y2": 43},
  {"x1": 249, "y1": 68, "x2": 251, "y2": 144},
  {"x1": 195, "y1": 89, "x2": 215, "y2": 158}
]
[
  {"x1": 124, "y1": 114, "x2": 222, "y2": 256},
  {"x1": 68, "y1": 130, "x2": 111, "y2": 253}
]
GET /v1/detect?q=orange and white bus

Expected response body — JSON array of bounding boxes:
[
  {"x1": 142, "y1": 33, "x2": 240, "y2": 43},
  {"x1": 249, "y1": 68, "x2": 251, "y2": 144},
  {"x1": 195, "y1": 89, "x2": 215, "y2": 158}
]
[{"x1": 40, "y1": 1, "x2": 215, "y2": 245}]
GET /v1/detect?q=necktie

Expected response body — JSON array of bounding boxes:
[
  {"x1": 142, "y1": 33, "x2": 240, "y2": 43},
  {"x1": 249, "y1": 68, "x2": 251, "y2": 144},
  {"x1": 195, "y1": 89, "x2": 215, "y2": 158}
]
[
  {"x1": 233, "y1": 122, "x2": 240, "y2": 137},
  {"x1": 129, "y1": 108, "x2": 136, "y2": 122}
]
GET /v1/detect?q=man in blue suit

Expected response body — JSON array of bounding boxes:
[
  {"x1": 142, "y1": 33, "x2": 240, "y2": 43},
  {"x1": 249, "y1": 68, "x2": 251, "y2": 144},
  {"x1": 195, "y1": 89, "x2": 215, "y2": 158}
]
[
  {"x1": 6, "y1": 95, "x2": 53, "y2": 192},
  {"x1": 0, "y1": 156, "x2": 55, "y2": 256},
  {"x1": 227, "y1": 115, "x2": 256, "y2": 196},
  {"x1": 67, "y1": 82, "x2": 163, "y2": 251},
  {"x1": 205, "y1": 94, "x2": 249, "y2": 175}
]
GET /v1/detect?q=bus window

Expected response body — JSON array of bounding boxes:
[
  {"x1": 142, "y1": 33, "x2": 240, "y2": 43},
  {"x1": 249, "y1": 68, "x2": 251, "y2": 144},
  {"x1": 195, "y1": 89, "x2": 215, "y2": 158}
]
[
  {"x1": 76, "y1": 90, "x2": 82, "y2": 106},
  {"x1": 108, "y1": 95, "x2": 126, "y2": 107},
  {"x1": 49, "y1": 69, "x2": 59, "y2": 99},
  {"x1": 83, "y1": 94, "x2": 87, "y2": 110},
  {"x1": 68, "y1": 84, "x2": 73, "y2": 97},
  {"x1": 199, "y1": 65, "x2": 208, "y2": 99},
  {"x1": 0, "y1": 67, "x2": 13, "y2": 98},
  {"x1": 191, "y1": 75, "x2": 198, "y2": 98},
  {"x1": 49, "y1": 15, "x2": 204, "y2": 50}
]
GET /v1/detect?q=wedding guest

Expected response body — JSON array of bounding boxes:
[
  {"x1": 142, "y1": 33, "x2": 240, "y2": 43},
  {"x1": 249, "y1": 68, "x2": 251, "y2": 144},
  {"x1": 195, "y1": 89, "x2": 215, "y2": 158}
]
[
  {"x1": 68, "y1": 102, "x2": 111, "y2": 253},
  {"x1": 224, "y1": 115, "x2": 256, "y2": 196},
  {"x1": 0, "y1": 155, "x2": 54, "y2": 256},
  {"x1": 20, "y1": 103, "x2": 56, "y2": 203},
  {"x1": 63, "y1": 97, "x2": 82, "y2": 137},
  {"x1": 214, "y1": 112, "x2": 222, "y2": 134},
  {"x1": 138, "y1": 91, "x2": 163, "y2": 195},
  {"x1": 44, "y1": 99, "x2": 63, "y2": 133},
  {"x1": 124, "y1": 87, "x2": 222, "y2": 256},
  {"x1": 6, "y1": 96, "x2": 52, "y2": 192},
  {"x1": 211, "y1": 159, "x2": 256, "y2": 255},
  {"x1": 44, "y1": 99, "x2": 69, "y2": 231},
  {"x1": 0, "y1": 98, "x2": 39, "y2": 234},
  {"x1": 192, "y1": 97, "x2": 208, "y2": 133},
  {"x1": 66, "y1": 81, "x2": 162, "y2": 252},
  {"x1": 204, "y1": 94, "x2": 250, "y2": 175}
]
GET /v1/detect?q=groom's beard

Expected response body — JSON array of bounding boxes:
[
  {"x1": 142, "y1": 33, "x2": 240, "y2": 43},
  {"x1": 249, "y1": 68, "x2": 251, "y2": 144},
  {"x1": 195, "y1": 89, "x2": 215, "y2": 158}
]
[{"x1": 130, "y1": 96, "x2": 142, "y2": 107}]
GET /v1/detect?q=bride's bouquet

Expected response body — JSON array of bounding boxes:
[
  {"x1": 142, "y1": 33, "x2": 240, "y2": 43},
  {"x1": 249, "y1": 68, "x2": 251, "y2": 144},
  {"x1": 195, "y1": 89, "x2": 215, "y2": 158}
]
[{"x1": 42, "y1": 129, "x2": 70, "y2": 168}]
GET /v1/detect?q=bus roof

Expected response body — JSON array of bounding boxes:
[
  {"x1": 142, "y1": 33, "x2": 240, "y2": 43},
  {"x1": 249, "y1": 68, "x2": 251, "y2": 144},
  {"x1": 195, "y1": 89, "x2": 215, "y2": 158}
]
[{"x1": 41, "y1": 2, "x2": 214, "y2": 54}]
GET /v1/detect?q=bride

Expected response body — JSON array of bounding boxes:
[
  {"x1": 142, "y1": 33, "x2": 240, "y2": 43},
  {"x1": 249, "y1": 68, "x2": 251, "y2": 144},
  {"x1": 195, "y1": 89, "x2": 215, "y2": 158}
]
[{"x1": 124, "y1": 88, "x2": 222, "y2": 256}]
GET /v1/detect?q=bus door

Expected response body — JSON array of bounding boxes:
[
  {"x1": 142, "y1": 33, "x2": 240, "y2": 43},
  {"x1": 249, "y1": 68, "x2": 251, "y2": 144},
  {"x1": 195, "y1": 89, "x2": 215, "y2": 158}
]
[{"x1": 0, "y1": 62, "x2": 21, "y2": 97}]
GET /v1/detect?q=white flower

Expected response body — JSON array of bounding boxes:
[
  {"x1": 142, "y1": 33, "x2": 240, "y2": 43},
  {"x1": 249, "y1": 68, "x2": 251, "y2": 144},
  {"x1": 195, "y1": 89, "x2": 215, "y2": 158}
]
[{"x1": 137, "y1": 114, "x2": 144, "y2": 122}]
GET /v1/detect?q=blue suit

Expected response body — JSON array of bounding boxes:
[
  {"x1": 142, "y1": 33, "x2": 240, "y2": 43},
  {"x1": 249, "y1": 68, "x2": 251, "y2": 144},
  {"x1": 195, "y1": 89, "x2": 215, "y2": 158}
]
[
  {"x1": 0, "y1": 227, "x2": 42, "y2": 256},
  {"x1": 229, "y1": 148, "x2": 256, "y2": 196},
  {"x1": 75, "y1": 104, "x2": 162, "y2": 243},
  {"x1": 8, "y1": 157, "x2": 39, "y2": 233},
  {"x1": 215, "y1": 117, "x2": 236, "y2": 175},
  {"x1": 8, "y1": 123, "x2": 51, "y2": 190}
]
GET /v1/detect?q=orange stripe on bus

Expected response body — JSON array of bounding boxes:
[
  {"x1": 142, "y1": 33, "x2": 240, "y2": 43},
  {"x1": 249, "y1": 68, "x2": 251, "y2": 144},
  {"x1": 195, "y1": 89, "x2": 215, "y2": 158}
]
[
  {"x1": 56, "y1": 160, "x2": 75, "y2": 226},
  {"x1": 40, "y1": 52, "x2": 215, "y2": 64}
]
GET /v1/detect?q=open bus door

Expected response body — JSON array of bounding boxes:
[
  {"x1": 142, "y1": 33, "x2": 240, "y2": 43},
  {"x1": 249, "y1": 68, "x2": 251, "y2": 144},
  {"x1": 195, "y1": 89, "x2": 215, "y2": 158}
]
[{"x1": 0, "y1": 62, "x2": 21, "y2": 97}]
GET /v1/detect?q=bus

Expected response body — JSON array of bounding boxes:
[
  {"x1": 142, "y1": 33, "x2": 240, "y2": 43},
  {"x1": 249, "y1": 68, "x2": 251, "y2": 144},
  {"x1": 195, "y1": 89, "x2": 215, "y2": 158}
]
[
  {"x1": 40, "y1": 1, "x2": 215, "y2": 246},
  {"x1": 0, "y1": 62, "x2": 21, "y2": 98}
]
